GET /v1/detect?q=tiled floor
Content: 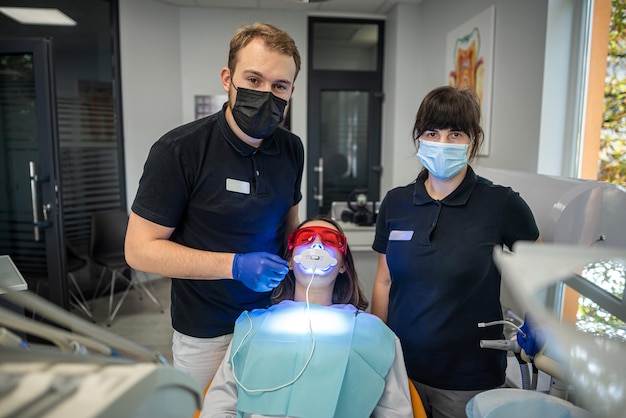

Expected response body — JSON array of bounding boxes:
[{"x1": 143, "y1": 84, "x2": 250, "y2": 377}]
[{"x1": 77, "y1": 275, "x2": 174, "y2": 364}]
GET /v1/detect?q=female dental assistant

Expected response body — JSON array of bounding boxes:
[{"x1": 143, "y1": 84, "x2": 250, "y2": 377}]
[
  {"x1": 371, "y1": 86, "x2": 540, "y2": 418},
  {"x1": 202, "y1": 216, "x2": 413, "y2": 418}
]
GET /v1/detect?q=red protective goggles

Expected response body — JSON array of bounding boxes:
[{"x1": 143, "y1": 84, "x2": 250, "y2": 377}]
[{"x1": 287, "y1": 226, "x2": 347, "y2": 255}]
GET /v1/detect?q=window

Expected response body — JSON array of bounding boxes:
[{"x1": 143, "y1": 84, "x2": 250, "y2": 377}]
[{"x1": 562, "y1": 0, "x2": 626, "y2": 342}]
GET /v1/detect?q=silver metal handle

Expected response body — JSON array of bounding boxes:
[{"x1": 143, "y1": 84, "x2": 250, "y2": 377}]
[
  {"x1": 29, "y1": 161, "x2": 52, "y2": 242},
  {"x1": 313, "y1": 157, "x2": 324, "y2": 208},
  {"x1": 29, "y1": 161, "x2": 42, "y2": 241}
]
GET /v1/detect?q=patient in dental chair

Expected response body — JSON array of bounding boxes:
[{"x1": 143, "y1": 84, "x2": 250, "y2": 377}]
[{"x1": 200, "y1": 216, "x2": 412, "y2": 418}]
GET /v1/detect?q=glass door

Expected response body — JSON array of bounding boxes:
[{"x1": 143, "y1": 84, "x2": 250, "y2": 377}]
[
  {"x1": 0, "y1": 38, "x2": 67, "y2": 307},
  {"x1": 318, "y1": 90, "x2": 376, "y2": 216},
  {"x1": 307, "y1": 18, "x2": 384, "y2": 218}
]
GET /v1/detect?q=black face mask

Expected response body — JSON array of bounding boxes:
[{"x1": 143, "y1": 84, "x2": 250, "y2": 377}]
[{"x1": 231, "y1": 84, "x2": 288, "y2": 139}]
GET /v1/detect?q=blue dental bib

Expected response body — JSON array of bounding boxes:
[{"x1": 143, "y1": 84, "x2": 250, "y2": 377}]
[{"x1": 230, "y1": 301, "x2": 395, "y2": 418}]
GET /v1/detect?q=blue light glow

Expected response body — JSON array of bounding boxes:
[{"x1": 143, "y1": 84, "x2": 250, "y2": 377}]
[
  {"x1": 293, "y1": 248, "x2": 337, "y2": 276},
  {"x1": 262, "y1": 304, "x2": 353, "y2": 336}
]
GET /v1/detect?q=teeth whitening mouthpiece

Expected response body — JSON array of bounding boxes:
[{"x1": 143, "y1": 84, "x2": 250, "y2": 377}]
[{"x1": 293, "y1": 248, "x2": 337, "y2": 271}]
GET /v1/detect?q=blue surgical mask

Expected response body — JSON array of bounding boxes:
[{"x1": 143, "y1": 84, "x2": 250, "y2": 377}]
[{"x1": 416, "y1": 139, "x2": 469, "y2": 180}]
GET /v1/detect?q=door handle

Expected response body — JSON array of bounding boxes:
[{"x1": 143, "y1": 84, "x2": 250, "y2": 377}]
[
  {"x1": 29, "y1": 161, "x2": 52, "y2": 241},
  {"x1": 313, "y1": 157, "x2": 324, "y2": 208}
]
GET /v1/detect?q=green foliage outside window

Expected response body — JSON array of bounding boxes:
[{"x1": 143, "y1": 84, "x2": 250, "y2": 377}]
[
  {"x1": 577, "y1": 0, "x2": 626, "y2": 342},
  {"x1": 578, "y1": 260, "x2": 626, "y2": 341},
  {"x1": 600, "y1": 0, "x2": 626, "y2": 186}
]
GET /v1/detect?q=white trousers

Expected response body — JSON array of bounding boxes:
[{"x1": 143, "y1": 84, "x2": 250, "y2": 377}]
[{"x1": 172, "y1": 330, "x2": 233, "y2": 393}]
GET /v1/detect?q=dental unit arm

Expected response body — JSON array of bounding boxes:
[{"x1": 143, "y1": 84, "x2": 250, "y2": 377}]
[
  {"x1": 0, "y1": 283, "x2": 167, "y2": 364},
  {"x1": 478, "y1": 313, "x2": 568, "y2": 398},
  {"x1": 0, "y1": 283, "x2": 203, "y2": 417}
]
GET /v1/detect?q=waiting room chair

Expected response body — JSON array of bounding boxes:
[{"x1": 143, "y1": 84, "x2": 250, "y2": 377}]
[
  {"x1": 89, "y1": 209, "x2": 164, "y2": 326},
  {"x1": 65, "y1": 240, "x2": 92, "y2": 319}
]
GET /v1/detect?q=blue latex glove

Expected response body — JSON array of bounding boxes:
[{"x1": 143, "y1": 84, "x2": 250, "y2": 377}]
[
  {"x1": 232, "y1": 252, "x2": 289, "y2": 292},
  {"x1": 517, "y1": 314, "x2": 545, "y2": 357}
]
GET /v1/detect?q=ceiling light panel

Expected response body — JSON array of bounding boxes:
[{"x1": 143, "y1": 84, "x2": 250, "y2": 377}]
[{"x1": 0, "y1": 7, "x2": 77, "y2": 26}]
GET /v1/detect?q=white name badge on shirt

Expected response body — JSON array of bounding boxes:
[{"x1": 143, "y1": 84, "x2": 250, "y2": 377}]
[
  {"x1": 226, "y1": 178, "x2": 250, "y2": 195},
  {"x1": 389, "y1": 230, "x2": 414, "y2": 241}
]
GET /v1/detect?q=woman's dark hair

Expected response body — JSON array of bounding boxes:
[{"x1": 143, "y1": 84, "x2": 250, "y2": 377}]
[
  {"x1": 271, "y1": 215, "x2": 369, "y2": 310},
  {"x1": 413, "y1": 86, "x2": 484, "y2": 164}
]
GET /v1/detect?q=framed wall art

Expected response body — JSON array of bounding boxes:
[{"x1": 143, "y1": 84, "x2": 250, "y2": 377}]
[
  {"x1": 446, "y1": 5, "x2": 495, "y2": 156},
  {"x1": 194, "y1": 94, "x2": 227, "y2": 120}
]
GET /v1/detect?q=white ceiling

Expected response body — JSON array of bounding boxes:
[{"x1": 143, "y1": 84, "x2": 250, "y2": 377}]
[{"x1": 153, "y1": 0, "x2": 424, "y2": 16}]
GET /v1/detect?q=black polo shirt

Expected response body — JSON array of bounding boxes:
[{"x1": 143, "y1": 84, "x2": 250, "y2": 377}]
[
  {"x1": 373, "y1": 167, "x2": 539, "y2": 390},
  {"x1": 132, "y1": 106, "x2": 304, "y2": 337}
]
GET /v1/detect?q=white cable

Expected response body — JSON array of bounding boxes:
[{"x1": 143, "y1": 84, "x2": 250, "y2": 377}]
[
  {"x1": 477, "y1": 320, "x2": 526, "y2": 338},
  {"x1": 232, "y1": 266, "x2": 318, "y2": 393}
]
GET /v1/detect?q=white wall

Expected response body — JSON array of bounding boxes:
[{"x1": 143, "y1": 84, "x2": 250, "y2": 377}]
[
  {"x1": 538, "y1": 0, "x2": 587, "y2": 177},
  {"x1": 380, "y1": 4, "x2": 423, "y2": 193},
  {"x1": 120, "y1": 0, "x2": 580, "y2": 215},
  {"x1": 119, "y1": 0, "x2": 183, "y2": 209}
]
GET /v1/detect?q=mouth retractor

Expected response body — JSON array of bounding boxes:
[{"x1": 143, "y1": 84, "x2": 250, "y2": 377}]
[{"x1": 293, "y1": 248, "x2": 337, "y2": 272}]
